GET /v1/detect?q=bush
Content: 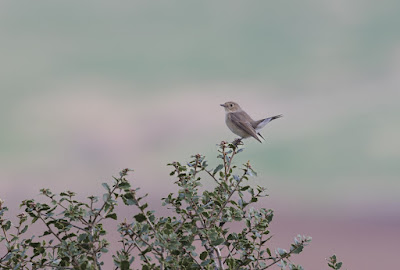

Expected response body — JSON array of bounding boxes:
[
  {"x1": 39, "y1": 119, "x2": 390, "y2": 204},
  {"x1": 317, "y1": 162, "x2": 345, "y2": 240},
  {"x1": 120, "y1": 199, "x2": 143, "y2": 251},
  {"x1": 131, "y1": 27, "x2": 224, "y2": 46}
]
[{"x1": 0, "y1": 141, "x2": 343, "y2": 269}]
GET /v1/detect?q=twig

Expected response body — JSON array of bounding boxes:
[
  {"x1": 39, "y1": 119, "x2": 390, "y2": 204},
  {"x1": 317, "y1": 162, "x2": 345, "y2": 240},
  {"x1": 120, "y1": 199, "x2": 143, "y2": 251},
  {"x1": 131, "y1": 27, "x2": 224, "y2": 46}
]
[
  {"x1": 205, "y1": 170, "x2": 220, "y2": 184},
  {"x1": 215, "y1": 246, "x2": 224, "y2": 270},
  {"x1": 212, "y1": 168, "x2": 248, "y2": 227}
]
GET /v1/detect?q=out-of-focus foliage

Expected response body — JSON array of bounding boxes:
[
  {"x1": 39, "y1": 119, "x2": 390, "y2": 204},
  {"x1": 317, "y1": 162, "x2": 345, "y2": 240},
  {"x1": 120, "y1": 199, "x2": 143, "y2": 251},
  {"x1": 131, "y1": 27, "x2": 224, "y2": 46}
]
[{"x1": 0, "y1": 142, "x2": 342, "y2": 269}]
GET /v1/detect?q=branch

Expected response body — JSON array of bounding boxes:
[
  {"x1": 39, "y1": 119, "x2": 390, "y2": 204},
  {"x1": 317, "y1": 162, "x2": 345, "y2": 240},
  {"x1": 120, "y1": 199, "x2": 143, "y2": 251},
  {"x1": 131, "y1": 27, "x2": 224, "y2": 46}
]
[
  {"x1": 205, "y1": 170, "x2": 220, "y2": 184},
  {"x1": 211, "y1": 167, "x2": 248, "y2": 227}
]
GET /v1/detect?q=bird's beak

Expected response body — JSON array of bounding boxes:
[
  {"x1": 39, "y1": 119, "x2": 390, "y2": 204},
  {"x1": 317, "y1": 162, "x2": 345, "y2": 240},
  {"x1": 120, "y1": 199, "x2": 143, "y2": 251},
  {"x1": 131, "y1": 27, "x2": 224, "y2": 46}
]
[{"x1": 220, "y1": 104, "x2": 226, "y2": 107}]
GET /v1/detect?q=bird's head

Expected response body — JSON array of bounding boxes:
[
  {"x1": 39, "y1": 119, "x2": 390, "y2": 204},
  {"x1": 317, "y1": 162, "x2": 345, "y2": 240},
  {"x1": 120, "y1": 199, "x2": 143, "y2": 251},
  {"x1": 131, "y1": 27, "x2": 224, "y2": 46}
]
[{"x1": 220, "y1": 101, "x2": 242, "y2": 113}]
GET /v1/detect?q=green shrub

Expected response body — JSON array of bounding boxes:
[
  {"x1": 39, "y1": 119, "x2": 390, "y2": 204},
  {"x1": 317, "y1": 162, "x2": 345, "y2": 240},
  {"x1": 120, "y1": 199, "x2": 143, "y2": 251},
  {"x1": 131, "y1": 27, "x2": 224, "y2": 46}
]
[{"x1": 0, "y1": 141, "x2": 343, "y2": 269}]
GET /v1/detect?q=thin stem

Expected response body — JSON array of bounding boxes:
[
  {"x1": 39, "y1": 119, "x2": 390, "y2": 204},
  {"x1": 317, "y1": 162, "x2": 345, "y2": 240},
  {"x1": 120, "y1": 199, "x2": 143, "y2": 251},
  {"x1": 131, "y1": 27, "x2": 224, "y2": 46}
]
[
  {"x1": 132, "y1": 239, "x2": 152, "y2": 265},
  {"x1": 254, "y1": 234, "x2": 263, "y2": 269},
  {"x1": 212, "y1": 168, "x2": 248, "y2": 227},
  {"x1": 188, "y1": 197, "x2": 219, "y2": 270},
  {"x1": 261, "y1": 245, "x2": 306, "y2": 270},
  {"x1": 205, "y1": 170, "x2": 220, "y2": 184},
  {"x1": 136, "y1": 234, "x2": 163, "y2": 257},
  {"x1": 130, "y1": 190, "x2": 165, "y2": 269},
  {"x1": 215, "y1": 246, "x2": 224, "y2": 270},
  {"x1": 0, "y1": 227, "x2": 11, "y2": 262},
  {"x1": 92, "y1": 184, "x2": 118, "y2": 224},
  {"x1": 222, "y1": 145, "x2": 228, "y2": 182},
  {"x1": 186, "y1": 248, "x2": 204, "y2": 269},
  {"x1": 38, "y1": 215, "x2": 63, "y2": 243},
  {"x1": 226, "y1": 148, "x2": 237, "y2": 175}
]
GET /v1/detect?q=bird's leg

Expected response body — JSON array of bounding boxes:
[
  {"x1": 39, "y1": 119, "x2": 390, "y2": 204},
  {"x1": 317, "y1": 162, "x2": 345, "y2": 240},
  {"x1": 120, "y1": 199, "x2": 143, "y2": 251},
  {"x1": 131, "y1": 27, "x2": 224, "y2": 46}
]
[{"x1": 232, "y1": 138, "x2": 243, "y2": 146}]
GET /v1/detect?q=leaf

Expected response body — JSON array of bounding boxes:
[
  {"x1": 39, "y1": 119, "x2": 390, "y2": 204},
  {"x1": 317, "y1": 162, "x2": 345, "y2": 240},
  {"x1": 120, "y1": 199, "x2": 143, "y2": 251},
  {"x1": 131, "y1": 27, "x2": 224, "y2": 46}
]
[
  {"x1": 139, "y1": 203, "x2": 148, "y2": 211},
  {"x1": 213, "y1": 164, "x2": 224, "y2": 175},
  {"x1": 240, "y1": 185, "x2": 250, "y2": 191},
  {"x1": 106, "y1": 213, "x2": 117, "y2": 220},
  {"x1": 3, "y1": 220, "x2": 11, "y2": 230},
  {"x1": 20, "y1": 225, "x2": 29, "y2": 234},
  {"x1": 118, "y1": 182, "x2": 131, "y2": 190},
  {"x1": 276, "y1": 248, "x2": 287, "y2": 256},
  {"x1": 201, "y1": 259, "x2": 211, "y2": 267},
  {"x1": 200, "y1": 251, "x2": 208, "y2": 260},
  {"x1": 211, "y1": 238, "x2": 224, "y2": 246},
  {"x1": 29, "y1": 242, "x2": 41, "y2": 248},
  {"x1": 120, "y1": 260, "x2": 130, "y2": 270},
  {"x1": 291, "y1": 244, "x2": 303, "y2": 254},
  {"x1": 62, "y1": 233, "x2": 77, "y2": 240},
  {"x1": 227, "y1": 233, "x2": 237, "y2": 240},
  {"x1": 78, "y1": 233, "x2": 88, "y2": 242},
  {"x1": 250, "y1": 168, "x2": 258, "y2": 176},
  {"x1": 134, "y1": 213, "x2": 146, "y2": 223},
  {"x1": 102, "y1": 183, "x2": 110, "y2": 191}
]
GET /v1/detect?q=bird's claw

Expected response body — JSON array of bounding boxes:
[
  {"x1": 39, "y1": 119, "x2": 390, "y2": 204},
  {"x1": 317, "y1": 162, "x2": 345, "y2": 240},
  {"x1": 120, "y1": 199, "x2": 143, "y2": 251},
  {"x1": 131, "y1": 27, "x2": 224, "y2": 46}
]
[{"x1": 232, "y1": 138, "x2": 243, "y2": 146}]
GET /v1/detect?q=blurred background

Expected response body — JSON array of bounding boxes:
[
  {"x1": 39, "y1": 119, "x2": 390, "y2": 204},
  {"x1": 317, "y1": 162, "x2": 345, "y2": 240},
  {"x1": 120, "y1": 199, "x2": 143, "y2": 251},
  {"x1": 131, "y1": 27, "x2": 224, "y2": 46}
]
[{"x1": 1, "y1": 1, "x2": 399, "y2": 269}]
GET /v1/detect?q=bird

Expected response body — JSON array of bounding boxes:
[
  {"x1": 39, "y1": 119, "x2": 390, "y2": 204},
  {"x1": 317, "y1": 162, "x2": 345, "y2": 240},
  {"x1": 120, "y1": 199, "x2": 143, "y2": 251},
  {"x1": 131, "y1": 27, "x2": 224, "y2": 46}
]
[{"x1": 220, "y1": 101, "x2": 282, "y2": 143}]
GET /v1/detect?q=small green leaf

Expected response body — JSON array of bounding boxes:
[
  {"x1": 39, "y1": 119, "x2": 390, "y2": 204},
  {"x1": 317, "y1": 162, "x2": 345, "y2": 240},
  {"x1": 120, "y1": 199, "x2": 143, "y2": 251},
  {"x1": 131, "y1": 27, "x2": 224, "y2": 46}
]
[
  {"x1": 134, "y1": 213, "x2": 146, "y2": 223},
  {"x1": 102, "y1": 183, "x2": 110, "y2": 191},
  {"x1": 291, "y1": 244, "x2": 303, "y2": 254},
  {"x1": 200, "y1": 251, "x2": 208, "y2": 260},
  {"x1": 200, "y1": 259, "x2": 210, "y2": 267},
  {"x1": 213, "y1": 164, "x2": 224, "y2": 175},
  {"x1": 78, "y1": 233, "x2": 88, "y2": 242},
  {"x1": 20, "y1": 225, "x2": 29, "y2": 234},
  {"x1": 30, "y1": 242, "x2": 41, "y2": 248},
  {"x1": 120, "y1": 260, "x2": 130, "y2": 270},
  {"x1": 277, "y1": 248, "x2": 287, "y2": 256},
  {"x1": 211, "y1": 238, "x2": 224, "y2": 246},
  {"x1": 139, "y1": 203, "x2": 148, "y2": 211},
  {"x1": 241, "y1": 186, "x2": 250, "y2": 191},
  {"x1": 106, "y1": 213, "x2": 117, "y2": 220},
  {"x1": 2, "y1": 220, "x2": 11, "y2": 230}
]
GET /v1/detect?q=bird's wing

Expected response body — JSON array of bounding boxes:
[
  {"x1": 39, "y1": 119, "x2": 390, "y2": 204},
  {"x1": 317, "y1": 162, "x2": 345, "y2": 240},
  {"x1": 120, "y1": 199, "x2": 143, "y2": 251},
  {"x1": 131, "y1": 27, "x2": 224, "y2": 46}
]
[
  {"x1": 253, "y1": 114, "x2": 283, "y2": 131},
  {"x1": 229, "y1": 113, "x2": 262, "y2": 143}
]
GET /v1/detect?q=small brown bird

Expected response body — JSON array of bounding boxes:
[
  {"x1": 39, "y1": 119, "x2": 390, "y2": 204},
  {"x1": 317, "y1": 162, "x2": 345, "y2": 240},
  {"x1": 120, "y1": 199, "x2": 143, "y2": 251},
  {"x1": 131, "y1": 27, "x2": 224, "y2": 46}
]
[{"x1": 220, "y1": 101, "x2": 282, "y2": 143}]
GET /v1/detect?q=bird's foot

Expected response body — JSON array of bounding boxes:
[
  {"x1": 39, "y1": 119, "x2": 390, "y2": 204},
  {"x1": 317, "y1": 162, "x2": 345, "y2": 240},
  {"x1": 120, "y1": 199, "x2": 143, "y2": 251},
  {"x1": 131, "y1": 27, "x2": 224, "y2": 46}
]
[{"x1": 232, "y1": 138, "x2": 243, "y2": 146}]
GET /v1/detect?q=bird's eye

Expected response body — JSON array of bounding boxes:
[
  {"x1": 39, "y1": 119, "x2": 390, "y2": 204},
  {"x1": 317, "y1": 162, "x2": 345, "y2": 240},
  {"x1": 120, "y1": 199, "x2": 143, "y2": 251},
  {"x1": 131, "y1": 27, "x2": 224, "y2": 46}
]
[{"x1": 230, "y1": 104, "x2": 233, "y2": 107}]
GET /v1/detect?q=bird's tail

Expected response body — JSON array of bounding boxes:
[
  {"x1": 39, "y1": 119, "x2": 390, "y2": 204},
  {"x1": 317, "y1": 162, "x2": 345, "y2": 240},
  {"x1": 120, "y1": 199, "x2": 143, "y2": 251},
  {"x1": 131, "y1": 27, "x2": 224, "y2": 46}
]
[
  {"x1": 270, "y1": 114, "x2": 283, "y2": 121},
  {"x1": 255, "y1": 114, "x2": 283, "y2": 130}
]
